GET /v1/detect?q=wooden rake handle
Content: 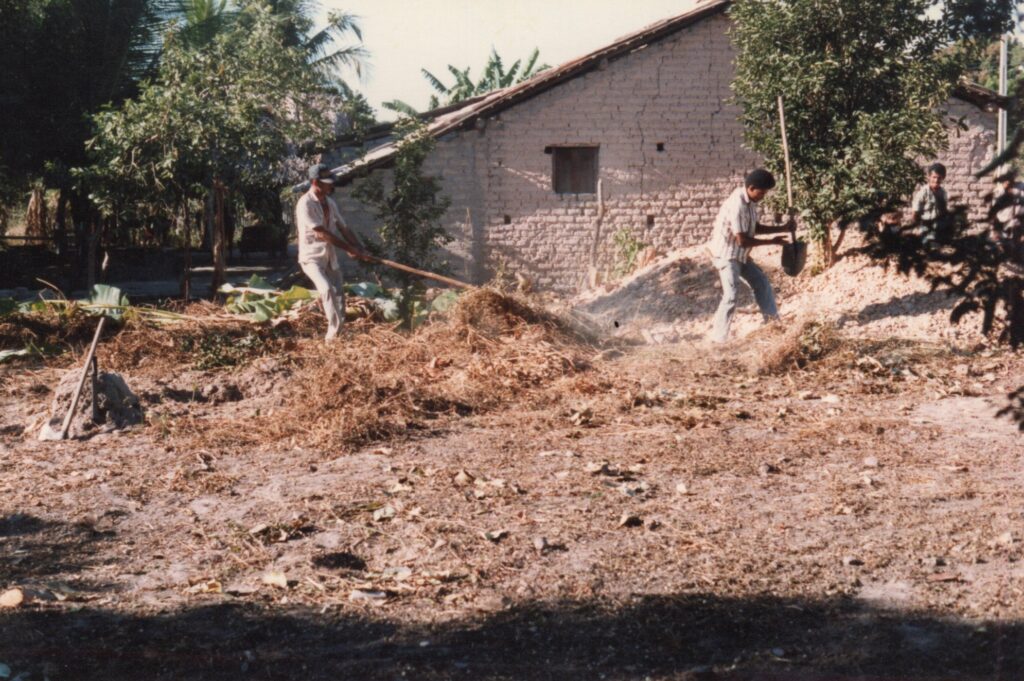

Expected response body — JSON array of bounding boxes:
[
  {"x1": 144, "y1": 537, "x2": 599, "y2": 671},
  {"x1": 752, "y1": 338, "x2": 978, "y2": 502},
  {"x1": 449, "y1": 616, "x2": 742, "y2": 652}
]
[{"x1": 360, "y1": 254, "x2": 476, "y2": 290}]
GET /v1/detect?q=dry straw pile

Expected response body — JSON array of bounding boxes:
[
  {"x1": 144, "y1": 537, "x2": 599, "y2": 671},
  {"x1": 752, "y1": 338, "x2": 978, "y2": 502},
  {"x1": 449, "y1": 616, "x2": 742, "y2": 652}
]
[{"x1": 185, "y1": 289, "x2": 602, "y2": 451}]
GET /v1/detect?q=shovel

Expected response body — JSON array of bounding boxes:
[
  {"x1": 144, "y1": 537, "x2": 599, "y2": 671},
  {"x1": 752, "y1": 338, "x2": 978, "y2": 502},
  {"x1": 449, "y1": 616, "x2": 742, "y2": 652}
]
[{"x1": 777, "y1": 96, "x2": 807, "y2": 277}]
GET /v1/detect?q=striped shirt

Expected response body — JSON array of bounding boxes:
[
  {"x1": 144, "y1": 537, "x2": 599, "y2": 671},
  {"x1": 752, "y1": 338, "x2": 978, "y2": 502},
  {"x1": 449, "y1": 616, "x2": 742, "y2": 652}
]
[{"x1": 709, "y1": 186, "x2": 758, "y2": 263}]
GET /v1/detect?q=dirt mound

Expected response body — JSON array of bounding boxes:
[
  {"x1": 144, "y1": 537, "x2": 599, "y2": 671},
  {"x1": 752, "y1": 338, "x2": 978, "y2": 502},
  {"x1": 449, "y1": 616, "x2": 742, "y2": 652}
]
[
  {"x1": 573, "y1": 234, "x2": 985, "y2": 345},
  {"x1": 38, "y1": 369, "x2": 143, "y2": 440}
]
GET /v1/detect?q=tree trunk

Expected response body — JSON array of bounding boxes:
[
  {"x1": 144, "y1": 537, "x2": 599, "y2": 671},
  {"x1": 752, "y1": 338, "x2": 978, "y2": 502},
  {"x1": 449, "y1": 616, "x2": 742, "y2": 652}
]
[
  {"x1": 210, "y1": 182, "x2": 227, "y2": 295},
  {"x1": 54, "y1": 188, "x2": 67, "y2": 256},
  {"x1": 86, "y1": 219, "x2": 99, "y2": 291},
  {"x1": 830, "y1": 222, "x2": 848, "y2": 264},
  {"x1": 180, "y1": 204, "x2": 192, "y2": 301},
  {"x1": 26, "y1": 187, "x2": 48, "y2": 238}
]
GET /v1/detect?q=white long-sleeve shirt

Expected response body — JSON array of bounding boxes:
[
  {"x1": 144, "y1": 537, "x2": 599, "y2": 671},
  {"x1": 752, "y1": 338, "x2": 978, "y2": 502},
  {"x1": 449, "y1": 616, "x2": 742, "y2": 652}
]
[{"x1": 295, "y1": 188, "x2": 346, "y2": 268}]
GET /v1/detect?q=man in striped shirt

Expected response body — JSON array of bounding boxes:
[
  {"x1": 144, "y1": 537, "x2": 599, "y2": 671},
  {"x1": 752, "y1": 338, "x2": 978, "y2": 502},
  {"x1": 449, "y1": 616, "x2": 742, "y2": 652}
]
[{"x1": 707, "y1": 169, "x2": 793, "y2": 343}]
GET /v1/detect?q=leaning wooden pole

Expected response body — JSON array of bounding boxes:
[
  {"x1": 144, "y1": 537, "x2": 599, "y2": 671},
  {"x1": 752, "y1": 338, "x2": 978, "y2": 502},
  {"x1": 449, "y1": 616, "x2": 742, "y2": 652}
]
[{"x1": 57, "y1": 316, "x2": 106, "y2": 440}]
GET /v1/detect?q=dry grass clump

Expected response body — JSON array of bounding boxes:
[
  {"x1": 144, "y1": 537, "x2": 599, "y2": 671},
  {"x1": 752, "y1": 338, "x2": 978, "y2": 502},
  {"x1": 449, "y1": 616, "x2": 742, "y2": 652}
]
[
  {"x1": 100, "y1": 302, "x2": 339, "y2": 374},
  {"x1": 193, "y1": 289, "x2": 600, "y2": 451},
  {"x1": 749, "y1": 318, "x2": 841, "y2": 375},
  {"x1": 0, "y1": 309, "x2": 109, "y2": 354}
]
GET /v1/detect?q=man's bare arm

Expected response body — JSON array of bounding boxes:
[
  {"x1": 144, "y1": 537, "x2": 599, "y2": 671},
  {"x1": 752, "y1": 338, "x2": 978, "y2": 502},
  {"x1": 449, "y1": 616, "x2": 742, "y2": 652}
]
[
  {"x1": 313, "y1": 226, "x2": 370, "y2": 260},
  {"x1": 755, "y1": 222, "x2": 794, "y2": 235},
  {"x1": 734, "y1": 232, "x2": 788, "y2": 248}
]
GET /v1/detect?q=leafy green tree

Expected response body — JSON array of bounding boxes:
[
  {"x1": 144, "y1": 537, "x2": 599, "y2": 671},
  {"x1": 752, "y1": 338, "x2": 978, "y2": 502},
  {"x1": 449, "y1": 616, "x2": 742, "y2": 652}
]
[
  {"x1": 351, "y1": 117, "x2": 452, "y2": 326},
  {"x1": 731, "y1": 0, "x2": 1015, "y2": 264},
  {"x1": 967, "y1": 37, "x2": 1024, "y2": 132},
  {"x1": 384, "y1": 48, "x2": 549, "y2": 115},
  {"x1": 236, "y1": 0, "x2": 367, "y2": 90},
  {"x1": 83, "y1": 3, "x2": 334, "y2": 291},
  {"x1": 166, "y1": 0, "x2": 235, "y2": 47},
  {"x1": 0, "y1": 0, "x2": 166, "y2": 231}
]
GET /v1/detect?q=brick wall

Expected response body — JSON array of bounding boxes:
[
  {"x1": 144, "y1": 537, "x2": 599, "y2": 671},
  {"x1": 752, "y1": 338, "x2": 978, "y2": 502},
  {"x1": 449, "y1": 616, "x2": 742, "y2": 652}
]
[
  {"x1": 932, "y1": 98, "x2": 998, "y2": 222},
  {"x1": 334, "y1": 13, "x2": 998, "y2": 293}
]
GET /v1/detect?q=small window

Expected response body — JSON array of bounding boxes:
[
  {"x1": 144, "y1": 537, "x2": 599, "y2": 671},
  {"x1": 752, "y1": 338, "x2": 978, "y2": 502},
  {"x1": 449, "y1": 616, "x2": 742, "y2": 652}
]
[
  {"x1": 503, "y1": 215, "x2": 511, "y2": 225},
  {"x1": 656, "y1": 142, "x2": 665, "y2": 152},
  {"x1": 551, "y1": 146, "x2": 598, "y2": 194},
  {"x1": 646, "y1": 215, "x2": 655, "y2": 228}
]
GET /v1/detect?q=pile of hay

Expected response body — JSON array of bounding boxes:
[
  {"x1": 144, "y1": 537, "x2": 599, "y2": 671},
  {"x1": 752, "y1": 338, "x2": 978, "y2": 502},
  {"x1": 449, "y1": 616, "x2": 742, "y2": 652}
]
[
  {"x1": 746, "y1": 318, "x2": 841, "y2": 375},
  {"x1": 196, "y1": 289, "x2": 600, "y2": 450}
]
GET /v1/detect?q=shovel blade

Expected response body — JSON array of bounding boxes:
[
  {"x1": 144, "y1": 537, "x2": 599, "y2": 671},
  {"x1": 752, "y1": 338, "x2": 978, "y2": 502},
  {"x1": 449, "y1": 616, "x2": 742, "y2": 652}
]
[{"x1": 782, "y1": 242, "x2": 807, "y2": 277}]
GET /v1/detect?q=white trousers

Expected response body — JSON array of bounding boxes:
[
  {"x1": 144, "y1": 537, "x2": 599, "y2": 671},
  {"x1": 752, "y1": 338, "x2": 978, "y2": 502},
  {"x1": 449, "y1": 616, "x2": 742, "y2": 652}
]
[{"x1": 301, "y1": 261, "x2": 345, "y2": 340}]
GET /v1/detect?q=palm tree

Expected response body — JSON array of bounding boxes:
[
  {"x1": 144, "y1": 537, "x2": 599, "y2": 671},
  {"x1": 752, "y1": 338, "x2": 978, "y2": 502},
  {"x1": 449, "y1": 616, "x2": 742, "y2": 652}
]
[
  {"x1": 238, "y1": 0, "x2": 368, "y2": 89},
  {"x1": 384, "y1": 48, "x2": 549, "y2": 115},
  {"x1": 168, "y1": 0, "x2": 235, "y2": 48}
]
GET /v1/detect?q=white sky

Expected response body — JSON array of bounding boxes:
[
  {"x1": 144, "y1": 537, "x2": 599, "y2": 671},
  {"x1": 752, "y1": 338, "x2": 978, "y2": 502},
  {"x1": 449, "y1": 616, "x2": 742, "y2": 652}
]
[{"x1": 323, "y1": 0, "x2": 698, "y2": 120}]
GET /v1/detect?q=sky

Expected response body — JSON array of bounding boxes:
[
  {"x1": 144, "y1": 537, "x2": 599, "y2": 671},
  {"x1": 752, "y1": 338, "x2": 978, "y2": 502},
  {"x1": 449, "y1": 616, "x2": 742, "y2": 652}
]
[{"x1": 323, "y1": 0, "x2": 698, "y2": 119}]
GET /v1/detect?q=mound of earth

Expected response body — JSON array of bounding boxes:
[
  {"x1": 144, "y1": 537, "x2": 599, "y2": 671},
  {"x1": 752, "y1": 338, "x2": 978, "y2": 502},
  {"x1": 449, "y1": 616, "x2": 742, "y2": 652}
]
[
  {"x1": 38, "y1": 369, "x2": 143, "y2": 440},
  {"x1": 573, "y1": 234, "x2": 984, "y2": 345}
]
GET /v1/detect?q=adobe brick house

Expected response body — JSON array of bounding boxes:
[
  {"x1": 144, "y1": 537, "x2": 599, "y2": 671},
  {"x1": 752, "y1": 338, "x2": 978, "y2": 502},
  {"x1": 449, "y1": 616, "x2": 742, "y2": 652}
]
[{"x1": 329, "y1": 0, "x2": 1005, "y2": 293}]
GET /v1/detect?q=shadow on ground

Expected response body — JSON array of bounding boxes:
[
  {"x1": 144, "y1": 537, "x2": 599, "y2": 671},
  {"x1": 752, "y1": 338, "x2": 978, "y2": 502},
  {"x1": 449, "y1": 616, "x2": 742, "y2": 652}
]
[
  {"x1": 837, "y1": 290, "x2": 956, "y2": 327},
  {"x1": 5, "y1": 489, "x2": 1024, "y2": 680},
  {"x1": 2, "y1": 591, "x2": 1023, "y2": 680},
  {"x1": 0, "y1": 513, "x2": 117, "y2": 586}
]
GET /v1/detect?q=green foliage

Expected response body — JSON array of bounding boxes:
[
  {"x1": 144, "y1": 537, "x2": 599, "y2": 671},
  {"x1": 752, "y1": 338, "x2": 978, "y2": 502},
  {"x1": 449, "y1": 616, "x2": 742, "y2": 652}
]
[
  {"x1": 220, "y1": 275, "x2": 316, "y2": 321},
  {"x1": 239, "y1": 0, "x2": 367, "y2": 89},
  {"x1": 351, "y1": 117, "x2": 453, "y2": 327},
  {"x1": 967, "y1": 37, "x2": 1024, "y2": 132},
  {"x1": 82, "y1": 5, "x2": 334, "y2": 225},
  {"x1": 170, "y1": 0, "x2": 234, "y2": 48},
  {"x1": 731, "y1": 0, "x2": 1015, "y2": 249},
  {"x1": 384, "y1": 48, "x2": 549, "y2": 114},
  {"x1": 0, "y1": 0, "x2": 166, "y2": 198},
  {"x1": 611, "y1": 228, "x2": 648, "y2": 279},
  {"x1": 88, "y1": 284, "x2": 131, "y2": 319},
  {"x1": 177, "y1": 330, "x2": 268, "y2": 369},
  {"x1": 0, "y1": 349, "x2": 34, "y2": 364}
]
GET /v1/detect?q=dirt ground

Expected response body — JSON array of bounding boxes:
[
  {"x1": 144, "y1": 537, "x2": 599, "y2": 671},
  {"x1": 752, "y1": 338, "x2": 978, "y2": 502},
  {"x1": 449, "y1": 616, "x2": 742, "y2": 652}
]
[{"x1": 1, "y1": 263, "x2": 1023, "y2": 680}]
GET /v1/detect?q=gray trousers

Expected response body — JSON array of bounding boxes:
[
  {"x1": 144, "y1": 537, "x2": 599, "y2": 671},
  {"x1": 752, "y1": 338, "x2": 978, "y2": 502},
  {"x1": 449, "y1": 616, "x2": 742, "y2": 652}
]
[
  {"x1": 710, "y1": 258, "x2": 778, "y2": 343},
  {"x1": 301, "y1": 261, "x2": 345, "y2": 340}
]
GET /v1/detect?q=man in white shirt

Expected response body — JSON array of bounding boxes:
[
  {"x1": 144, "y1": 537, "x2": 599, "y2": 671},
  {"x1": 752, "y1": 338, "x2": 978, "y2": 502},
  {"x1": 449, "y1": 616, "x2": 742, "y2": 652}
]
[
  {"x1": 295, "y1": 163, "x2": 370, "y2": 340},
  {"x1": 708, "y1": 169, "x2": 793, "y2": 343}
]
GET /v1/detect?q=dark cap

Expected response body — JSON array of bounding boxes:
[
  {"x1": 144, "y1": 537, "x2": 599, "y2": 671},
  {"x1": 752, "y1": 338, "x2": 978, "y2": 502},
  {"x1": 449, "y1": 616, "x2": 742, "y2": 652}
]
[
  {"x1": 307, "y1": 163, "x2": 336, "y2": 183},
  {"x1": 745, "y1": 168, "x2": 776, "y2": 191}
]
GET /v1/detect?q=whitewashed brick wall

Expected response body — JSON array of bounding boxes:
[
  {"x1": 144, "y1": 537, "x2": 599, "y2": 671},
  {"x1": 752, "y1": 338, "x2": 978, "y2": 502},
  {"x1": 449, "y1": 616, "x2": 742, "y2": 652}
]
[
  {"x1": 933, "y1": 98, "x2": 998, "y2": 222},
  {"x1": 335, "y1": 13, "x2": 998, "y2": 293}
]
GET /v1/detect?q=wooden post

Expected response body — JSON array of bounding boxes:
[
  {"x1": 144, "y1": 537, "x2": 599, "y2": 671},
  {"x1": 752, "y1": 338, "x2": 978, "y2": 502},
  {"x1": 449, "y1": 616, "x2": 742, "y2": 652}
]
[
  {"x1": 86, "y1": 219, "x2": 98, "y2": 290},
  {"x1": 181, "y1": 205, "x2": 192, "y2": 301},
  {"x1": 211, "y1": 182, "x2": 227, "y2": 295}
]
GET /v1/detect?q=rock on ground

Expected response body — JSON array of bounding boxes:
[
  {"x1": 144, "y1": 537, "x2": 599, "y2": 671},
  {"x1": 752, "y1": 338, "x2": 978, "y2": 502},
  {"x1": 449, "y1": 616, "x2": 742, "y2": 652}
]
[{"x1": 38, "y1": 369, "x2": 143, "y2": 440}]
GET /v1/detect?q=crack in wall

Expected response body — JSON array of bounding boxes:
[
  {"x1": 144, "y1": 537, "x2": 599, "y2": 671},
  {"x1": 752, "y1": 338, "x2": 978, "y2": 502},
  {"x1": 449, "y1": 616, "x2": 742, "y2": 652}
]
[{"x1": 636, "y1": 50, "x2": 668, "y2": 200}]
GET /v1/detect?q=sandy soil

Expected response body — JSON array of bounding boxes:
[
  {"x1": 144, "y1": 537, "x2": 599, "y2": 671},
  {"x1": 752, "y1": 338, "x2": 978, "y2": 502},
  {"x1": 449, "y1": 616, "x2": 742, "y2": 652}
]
[{"x1": 1, "y1": 265, "x2": 1022, "y2": 680}]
